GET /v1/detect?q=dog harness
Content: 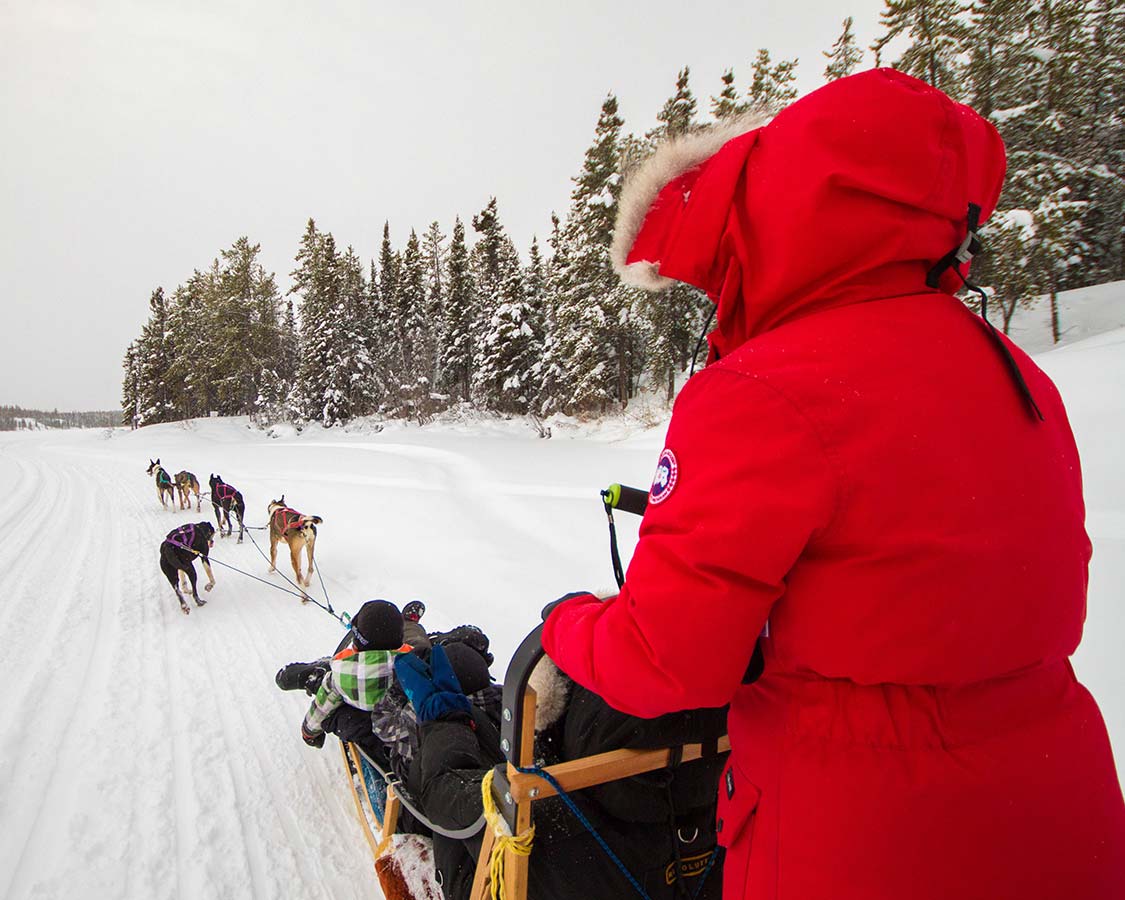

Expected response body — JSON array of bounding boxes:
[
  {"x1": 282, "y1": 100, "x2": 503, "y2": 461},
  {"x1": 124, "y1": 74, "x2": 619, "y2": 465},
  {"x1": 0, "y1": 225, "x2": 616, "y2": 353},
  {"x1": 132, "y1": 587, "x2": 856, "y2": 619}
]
[
  {"x1": 157, "y1": 468, "x2": 172, "y2": 486},
  {"x1": 168, "y1": 524, "x2": 196, "y2": 550},
  {"x1": 214, "y1": 482, "x2": 238, "y2": 503},
  {"x1": 272, "y1": 507, "x2": 305, "y2": 535}
]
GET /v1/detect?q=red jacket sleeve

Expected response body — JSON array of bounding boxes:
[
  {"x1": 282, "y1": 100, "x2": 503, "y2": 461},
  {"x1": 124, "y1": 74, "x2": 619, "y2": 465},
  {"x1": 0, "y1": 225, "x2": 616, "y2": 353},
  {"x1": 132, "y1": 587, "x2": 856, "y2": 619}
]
[{"x1": 542, "y1": 367, "x2": 838, "y2": 717}]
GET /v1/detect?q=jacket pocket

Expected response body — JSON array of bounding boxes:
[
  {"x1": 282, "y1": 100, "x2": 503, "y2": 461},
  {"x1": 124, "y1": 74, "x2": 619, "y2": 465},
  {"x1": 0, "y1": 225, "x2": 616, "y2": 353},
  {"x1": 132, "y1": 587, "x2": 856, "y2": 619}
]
[
  {"x1": 716, "y1": 760, "x2": 761, "y2": 849},
  {"x1": 715, "y1": 760, "x2": 761, "y2": 893}
]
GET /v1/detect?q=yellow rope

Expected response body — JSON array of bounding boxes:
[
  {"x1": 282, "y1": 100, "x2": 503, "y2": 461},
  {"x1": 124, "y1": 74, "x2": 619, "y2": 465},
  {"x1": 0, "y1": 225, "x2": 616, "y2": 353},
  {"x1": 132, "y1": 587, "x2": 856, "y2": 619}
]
[{"x1": 481, "y1": 769, "x2": 535, "y2": 900}]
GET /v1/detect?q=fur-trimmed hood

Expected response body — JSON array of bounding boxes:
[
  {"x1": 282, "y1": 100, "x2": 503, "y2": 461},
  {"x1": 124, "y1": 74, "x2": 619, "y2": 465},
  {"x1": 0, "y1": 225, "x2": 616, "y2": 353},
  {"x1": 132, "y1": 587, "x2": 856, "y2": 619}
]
[{"x1": 611, "y1": 68, "x2": 1006, "y2": 359}]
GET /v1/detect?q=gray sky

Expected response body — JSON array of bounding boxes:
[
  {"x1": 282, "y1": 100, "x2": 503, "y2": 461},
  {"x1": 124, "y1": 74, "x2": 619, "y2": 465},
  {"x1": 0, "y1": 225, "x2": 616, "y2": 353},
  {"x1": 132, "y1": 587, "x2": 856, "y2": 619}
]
[{"x1": 1, "y1": 0, "x2": 887, "y2": 411}]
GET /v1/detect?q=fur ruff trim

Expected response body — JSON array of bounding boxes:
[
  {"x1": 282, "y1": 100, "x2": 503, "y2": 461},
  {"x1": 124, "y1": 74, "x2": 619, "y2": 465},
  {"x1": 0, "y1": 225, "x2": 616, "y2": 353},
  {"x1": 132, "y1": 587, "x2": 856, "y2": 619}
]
[
  {"x1": 529, "y1": 655, "x2": 571, "y2": 733},
  {"x1": 611, "y1": 112, "x2": 767, "y2": 291}
]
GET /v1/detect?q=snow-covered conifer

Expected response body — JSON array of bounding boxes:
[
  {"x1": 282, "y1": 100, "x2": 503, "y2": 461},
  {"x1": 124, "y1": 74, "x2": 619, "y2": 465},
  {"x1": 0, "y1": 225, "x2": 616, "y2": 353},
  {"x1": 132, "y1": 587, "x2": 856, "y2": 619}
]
[
  {"x1": 440, "y1": 217, "x2": 475, "y2": 402},
  {"x1": 747, "y1": 49, "x2": 798, "y2": 115},
  {"x1": 824, "y1": 17, "x2": 864, "y2": 80},
  {"x1": 872, "y1": 0, "x2": 965, "y2": 96},
  {"x1": 711, "y1": 68, "x2": 742, "y2": 120}
]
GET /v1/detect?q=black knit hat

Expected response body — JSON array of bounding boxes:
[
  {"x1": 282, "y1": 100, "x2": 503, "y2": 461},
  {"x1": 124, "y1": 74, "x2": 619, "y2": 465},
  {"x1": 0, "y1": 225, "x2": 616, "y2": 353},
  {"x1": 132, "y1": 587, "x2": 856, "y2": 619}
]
[
  {"x1": 443, "y1": 641, "x2": 493, "y2": 695},
  {"x1": 351, "y1": 600, "x2": 404, "y2": 650}
]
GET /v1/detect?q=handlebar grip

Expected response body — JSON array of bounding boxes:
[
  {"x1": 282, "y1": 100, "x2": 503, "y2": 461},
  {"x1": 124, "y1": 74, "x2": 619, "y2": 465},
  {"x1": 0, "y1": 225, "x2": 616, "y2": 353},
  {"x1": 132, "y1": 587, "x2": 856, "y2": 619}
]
[{"x1": 603, "y1": 483, "x2": 649, "y2": 517}]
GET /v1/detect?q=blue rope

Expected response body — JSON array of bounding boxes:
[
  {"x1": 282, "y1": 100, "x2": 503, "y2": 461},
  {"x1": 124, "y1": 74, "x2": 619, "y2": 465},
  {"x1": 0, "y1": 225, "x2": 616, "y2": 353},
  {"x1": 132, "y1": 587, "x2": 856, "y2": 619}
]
[
  {"x1": 691, "y1": 846, "x2": 720, "y2": 899},
  {"x1": 515, "y1": 764, "x2": 720, "y2": 900},
  {"x1": 516, "y1": 764, "x2": 651, "y2": 900}
]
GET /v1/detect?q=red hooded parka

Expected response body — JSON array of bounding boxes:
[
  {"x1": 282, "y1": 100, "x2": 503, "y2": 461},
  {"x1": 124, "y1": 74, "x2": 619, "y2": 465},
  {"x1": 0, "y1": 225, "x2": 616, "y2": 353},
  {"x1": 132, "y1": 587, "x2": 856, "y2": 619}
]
[{"x1": 543, "y1": 69, "x2": 1125, "y2": 899}]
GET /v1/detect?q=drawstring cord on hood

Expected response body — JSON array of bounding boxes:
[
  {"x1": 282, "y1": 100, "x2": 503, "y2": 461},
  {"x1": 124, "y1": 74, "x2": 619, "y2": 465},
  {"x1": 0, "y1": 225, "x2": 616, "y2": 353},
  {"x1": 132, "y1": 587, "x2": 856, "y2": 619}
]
[
  {"x1": 689, "y1": 305, "x2": 718, "y2": 377},
  {"x1": 926, "y1": 203, "x2": 1044, "y2": 423}
]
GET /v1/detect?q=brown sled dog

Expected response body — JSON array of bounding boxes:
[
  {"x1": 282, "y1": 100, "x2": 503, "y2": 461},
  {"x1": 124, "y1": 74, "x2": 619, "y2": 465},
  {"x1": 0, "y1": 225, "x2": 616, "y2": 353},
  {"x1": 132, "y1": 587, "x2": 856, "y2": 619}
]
[
  {"x1": 146, "y1": 459, "x2": 176, "y2": 508},
  {"x1": 175, "y1": 471, "x2": 202, "y2": 511},
  {"x1": 267, "y1": 496, "x2": 322, "y2": 591}
]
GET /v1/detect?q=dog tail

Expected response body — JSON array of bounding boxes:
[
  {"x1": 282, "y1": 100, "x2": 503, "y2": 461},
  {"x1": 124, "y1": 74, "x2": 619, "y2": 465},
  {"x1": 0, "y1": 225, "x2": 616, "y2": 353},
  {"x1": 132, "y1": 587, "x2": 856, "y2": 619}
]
[{"x1": 305, "y1": 515, "x2": 323, "y2": 526}]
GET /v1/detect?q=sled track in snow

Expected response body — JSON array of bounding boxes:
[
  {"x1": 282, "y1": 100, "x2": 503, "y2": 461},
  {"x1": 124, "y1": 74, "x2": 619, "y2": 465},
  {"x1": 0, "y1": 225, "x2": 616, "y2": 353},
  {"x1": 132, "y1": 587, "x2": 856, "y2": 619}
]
[{"x1": 0, "y1": 435, "x2": 373, "y2": 900}]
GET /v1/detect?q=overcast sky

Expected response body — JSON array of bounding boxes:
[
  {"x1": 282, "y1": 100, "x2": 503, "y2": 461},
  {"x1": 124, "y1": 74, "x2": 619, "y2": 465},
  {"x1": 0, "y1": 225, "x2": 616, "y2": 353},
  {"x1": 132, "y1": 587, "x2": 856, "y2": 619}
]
[{"x1": 1, "y1": 0, "x2": 888, "y2": 411}]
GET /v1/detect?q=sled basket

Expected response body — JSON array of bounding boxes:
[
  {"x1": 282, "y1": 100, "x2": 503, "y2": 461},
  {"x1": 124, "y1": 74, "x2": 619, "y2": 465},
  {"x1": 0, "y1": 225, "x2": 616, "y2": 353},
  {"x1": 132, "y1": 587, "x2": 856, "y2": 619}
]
[{"x1": 470, "y1": 623, "x2": 731, "y2": 900}]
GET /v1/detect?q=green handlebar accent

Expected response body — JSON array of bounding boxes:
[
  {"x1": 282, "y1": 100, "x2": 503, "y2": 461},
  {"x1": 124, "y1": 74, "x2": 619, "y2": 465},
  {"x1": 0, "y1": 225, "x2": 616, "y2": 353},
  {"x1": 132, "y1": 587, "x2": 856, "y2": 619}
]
[{"x1": 602, "y1": 483, "x2": 623, "y2": 508}]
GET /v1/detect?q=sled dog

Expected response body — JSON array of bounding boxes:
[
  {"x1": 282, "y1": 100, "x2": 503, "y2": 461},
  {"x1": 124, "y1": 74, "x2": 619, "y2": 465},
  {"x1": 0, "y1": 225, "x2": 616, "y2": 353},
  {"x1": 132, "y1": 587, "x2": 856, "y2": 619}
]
[
  {"x1": 209, "y1": 474, "x2": 246, "y2": 543},
  {"x1": 268, "y1": 495, "x2": 322, "y2": 592},
  {"x1": 147, "y1": 459, "x2": 176, "y2": 509},
  {"x1": 159, "y1": 522, "x2": 216, "y2": 615},
  {"x1": 175, "y1": 471, "x2": 202, "y2": 512}
]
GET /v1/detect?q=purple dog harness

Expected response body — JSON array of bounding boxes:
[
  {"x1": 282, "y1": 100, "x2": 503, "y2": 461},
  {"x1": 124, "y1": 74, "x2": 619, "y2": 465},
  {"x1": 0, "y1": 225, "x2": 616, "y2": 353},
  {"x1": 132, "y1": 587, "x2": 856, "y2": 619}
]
[{"x1": 168, "y1": 524, "x2": 196, "y2": 552}]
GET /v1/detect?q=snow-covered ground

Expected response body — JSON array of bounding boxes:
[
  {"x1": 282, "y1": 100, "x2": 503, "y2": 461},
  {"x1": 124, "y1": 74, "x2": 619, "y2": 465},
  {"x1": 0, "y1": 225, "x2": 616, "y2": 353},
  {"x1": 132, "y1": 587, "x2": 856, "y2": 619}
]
[
  {"x1": 1005, "y1": 278, "x2": 1125, "y2": 354},
  {"x1": 1, "y1": 287, "x2": 1122, "y2": 899}
]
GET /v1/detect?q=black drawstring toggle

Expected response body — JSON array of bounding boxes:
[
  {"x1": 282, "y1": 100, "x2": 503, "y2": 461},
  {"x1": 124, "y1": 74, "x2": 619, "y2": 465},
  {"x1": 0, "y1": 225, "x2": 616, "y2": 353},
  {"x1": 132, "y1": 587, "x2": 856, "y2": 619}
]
[
  {"x1": 926, "y1": 202, "x2": 983, "y2": 289},
  {"x1": 929, "y1": 202, "x2": 1044, "y2": 423}
]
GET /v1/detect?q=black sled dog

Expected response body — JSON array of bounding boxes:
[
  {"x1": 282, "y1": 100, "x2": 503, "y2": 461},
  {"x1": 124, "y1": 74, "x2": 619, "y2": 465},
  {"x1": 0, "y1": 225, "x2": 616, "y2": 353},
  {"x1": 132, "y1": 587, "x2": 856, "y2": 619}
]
[
  {"x1": 159, "y1": 522, "x2": 216, "y2": 615},
  {"x1": 209, "y1": 474, "x2": 246, "y2": 543},
  {"x1": 146, "y1": 459, "x2": 176, "y2": 508}
]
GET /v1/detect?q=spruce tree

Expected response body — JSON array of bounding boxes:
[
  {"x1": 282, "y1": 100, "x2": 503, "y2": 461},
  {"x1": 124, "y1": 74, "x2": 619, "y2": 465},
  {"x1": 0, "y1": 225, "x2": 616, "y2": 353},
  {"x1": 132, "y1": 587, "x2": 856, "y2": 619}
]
[
  {"x1": 711, "y1": 68, "x2": 742, "y2": 120},
  {"x1": 339, "y1": 245, "x2": 376, "y2": 416},
  {"x1": 747, "y1": 49, "x2": 799, "y2": 115},
  {"x1": 440, "y1": 217, "x2": 475, "y2": 402},
  {"x1": 315, "y1": 233, "x2": 355, "y2": 426},
  {"x1": 872, "y1": 0, "x2": 965, "y2": 96},
  {"x1": 165, "y1": 267, "x2": 217, "y2": 419},
  {"x1": 121, "y1": 341, "x2": 140, "y2": 427},
  {"x1": 653, "y1": 67, "x2": 698, "y2": 140},
  {"x1": 292, "y1": 221, "x2": 353, "y2": 425},
  {"x1": 135, "y1": 287, "x2": 175, "y2": 425},
  {"x1": 824, "y1": 17, "x2": 864, "y2": 80},
  {"x1": 643, "y1": 69, "x2": 707, "y2": 402},
  {"x1": 421, "y1": 221, "x2": 447, "y2": 392},
  {"x1": 550, "y1": 94, "x2": 632, "y2": 413}
]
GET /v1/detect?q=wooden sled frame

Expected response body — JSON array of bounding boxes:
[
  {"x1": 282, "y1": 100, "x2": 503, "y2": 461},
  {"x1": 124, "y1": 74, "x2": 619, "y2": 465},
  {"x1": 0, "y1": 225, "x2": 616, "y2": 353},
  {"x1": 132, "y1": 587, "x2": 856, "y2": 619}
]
[{"x1": 470, "y1": 623, "x2": 730, "y2": 900}]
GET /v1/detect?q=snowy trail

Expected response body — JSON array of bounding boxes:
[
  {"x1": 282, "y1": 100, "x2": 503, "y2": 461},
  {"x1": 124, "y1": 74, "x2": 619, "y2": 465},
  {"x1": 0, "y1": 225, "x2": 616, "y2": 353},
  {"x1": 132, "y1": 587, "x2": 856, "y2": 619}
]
[
  {"x1": 0, "y1": 420, "x2": 655, "y2": 900},
  {"x1": 0, "y1": 435, "x2": 377, "y2": 900}
]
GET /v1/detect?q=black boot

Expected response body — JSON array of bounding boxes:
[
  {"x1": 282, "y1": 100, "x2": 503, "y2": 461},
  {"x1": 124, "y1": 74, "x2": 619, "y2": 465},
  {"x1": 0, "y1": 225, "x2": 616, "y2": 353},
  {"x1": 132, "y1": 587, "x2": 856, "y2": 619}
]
[{"x1": 275, "y1": 660, "x2": 329, "y2": 694}]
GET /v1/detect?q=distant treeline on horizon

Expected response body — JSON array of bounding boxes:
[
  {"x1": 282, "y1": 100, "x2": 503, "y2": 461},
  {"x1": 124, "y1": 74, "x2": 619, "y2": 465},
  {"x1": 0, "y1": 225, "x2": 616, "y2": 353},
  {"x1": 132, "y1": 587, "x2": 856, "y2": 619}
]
[{"x1": 0, "y1": 406, "x2": 120, "y2": 431}]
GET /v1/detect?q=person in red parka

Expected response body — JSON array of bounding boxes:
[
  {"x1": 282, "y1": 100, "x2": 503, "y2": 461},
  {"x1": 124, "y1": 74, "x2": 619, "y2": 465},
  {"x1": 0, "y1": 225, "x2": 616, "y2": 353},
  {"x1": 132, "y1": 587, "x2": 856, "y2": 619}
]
[{"x1": 542, "y1": 68, "x2": 1125, "y2": 899}]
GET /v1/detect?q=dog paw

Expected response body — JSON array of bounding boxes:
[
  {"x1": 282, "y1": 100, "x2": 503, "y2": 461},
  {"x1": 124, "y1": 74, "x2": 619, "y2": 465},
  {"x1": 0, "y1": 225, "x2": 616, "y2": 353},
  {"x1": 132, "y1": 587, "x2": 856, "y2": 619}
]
[
  {"x1": 204, "y1": 583, "x2": 214, "y2": 593},
  {"x1": 180, "y1": 605, "x2": 190, "y2": 615}
]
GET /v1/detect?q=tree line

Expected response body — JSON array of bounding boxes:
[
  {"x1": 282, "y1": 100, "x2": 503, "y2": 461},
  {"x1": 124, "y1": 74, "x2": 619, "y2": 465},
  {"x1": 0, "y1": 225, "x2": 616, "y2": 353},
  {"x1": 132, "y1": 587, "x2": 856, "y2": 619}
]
[
  {"x1": 0, "y1": 406, "x2": 120, "y2": 431},
  {"x1": 123, "y1": 1, "x2": 1124, "y2": 428}
]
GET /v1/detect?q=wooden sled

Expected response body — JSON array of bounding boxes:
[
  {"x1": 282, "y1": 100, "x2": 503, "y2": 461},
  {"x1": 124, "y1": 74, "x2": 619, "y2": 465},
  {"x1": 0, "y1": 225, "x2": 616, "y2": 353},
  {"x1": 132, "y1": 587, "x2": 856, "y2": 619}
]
[
  {"x1": 338, "y1": 623, "x2": 729, "y2": 900},
  {"x1": 341, "y1": 739, "x2": 452, "y2": 900},
  {"x1": 470, "y1": 623, "x2": 730, "y2": 900}
]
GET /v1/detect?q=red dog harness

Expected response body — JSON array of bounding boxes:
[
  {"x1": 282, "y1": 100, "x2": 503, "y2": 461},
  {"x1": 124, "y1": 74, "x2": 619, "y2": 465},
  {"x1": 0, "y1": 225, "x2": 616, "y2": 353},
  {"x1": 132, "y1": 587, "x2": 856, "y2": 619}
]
[{"x1": 272, "y1": 507, "x2": 305, "y2": 535}]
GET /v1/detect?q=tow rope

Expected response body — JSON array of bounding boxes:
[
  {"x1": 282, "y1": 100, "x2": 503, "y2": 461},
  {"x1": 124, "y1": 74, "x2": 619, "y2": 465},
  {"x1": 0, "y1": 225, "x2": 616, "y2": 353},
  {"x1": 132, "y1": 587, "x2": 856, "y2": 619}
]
[
  {"x1": 241, "y1": 525, "x2": 345, "y2": 625},
  {"x1": 165, "y1": 535, "x2": 349, "y2": 627}
]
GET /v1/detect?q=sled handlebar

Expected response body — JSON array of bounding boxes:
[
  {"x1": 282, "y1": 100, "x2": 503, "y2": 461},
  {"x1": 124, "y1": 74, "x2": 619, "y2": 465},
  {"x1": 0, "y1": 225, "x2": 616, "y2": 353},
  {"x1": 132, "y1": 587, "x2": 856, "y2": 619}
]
[{"x1": 601, "y1": 483, "x2": 648, "y2": 517}]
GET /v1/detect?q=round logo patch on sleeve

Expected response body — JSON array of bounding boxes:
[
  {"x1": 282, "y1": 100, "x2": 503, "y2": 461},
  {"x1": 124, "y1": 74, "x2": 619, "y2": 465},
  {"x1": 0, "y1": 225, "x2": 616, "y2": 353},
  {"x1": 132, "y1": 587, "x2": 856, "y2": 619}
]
[{"x1": 649, "y1": 448, "x2": 679, "y2": 505}]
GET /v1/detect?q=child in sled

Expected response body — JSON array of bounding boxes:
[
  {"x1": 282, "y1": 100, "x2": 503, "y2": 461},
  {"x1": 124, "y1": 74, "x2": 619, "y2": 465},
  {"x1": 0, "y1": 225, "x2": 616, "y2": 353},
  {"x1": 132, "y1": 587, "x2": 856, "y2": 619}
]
[{"x1": 277, "y1": 599, "x2": 412, "y2": 760}]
